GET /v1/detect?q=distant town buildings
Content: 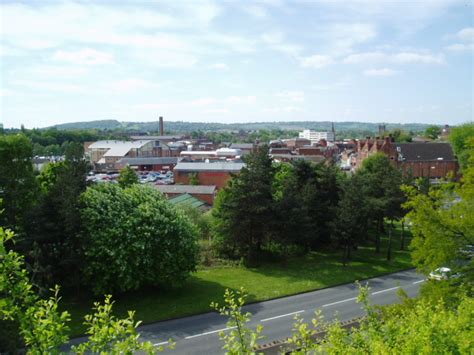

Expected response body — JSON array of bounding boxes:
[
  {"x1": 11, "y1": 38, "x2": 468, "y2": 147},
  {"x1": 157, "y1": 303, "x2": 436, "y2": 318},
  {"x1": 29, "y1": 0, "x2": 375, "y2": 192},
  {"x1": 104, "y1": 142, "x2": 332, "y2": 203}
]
[{"x1": 298, "y1": 129, "x2": 335, "y2": 144}]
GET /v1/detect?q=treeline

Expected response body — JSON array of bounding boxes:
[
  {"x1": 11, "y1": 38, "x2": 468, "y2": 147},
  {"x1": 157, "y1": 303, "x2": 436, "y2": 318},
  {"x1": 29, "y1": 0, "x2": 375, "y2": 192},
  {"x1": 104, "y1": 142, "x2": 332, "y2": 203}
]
[
  {"x1": 2, "y1": 127, "x2": 127, "y2": 156},
  {"x1": 212, "y1": 146, "x2": 406, "y2": 265}
]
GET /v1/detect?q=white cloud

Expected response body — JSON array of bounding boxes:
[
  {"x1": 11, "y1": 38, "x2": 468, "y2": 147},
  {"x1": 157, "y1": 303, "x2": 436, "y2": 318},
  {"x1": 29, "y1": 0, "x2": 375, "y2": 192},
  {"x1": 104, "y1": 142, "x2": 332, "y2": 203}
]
[
  {"x1": 392, "y1": 52, "x2": 445, "y2": 64},
  {"x1": 262, "y1": 106, "x2": 304, "y2": 113},
  {"x1": 243, "y1": 5, "x2": 268, "y2": 18},
  {"x1": 53, "y1": 48, "x2": 114, "y2": 65},
  {"x1": 203, "y1": 108, "x2": 230, "y2": 114},
  {"x1": 363, "y1": 68, "x2": 398, "y2": 76},
  {"x1": 343, "y1": 51, "x2": 445, "y2": 65},
  {"x1": 106, "y1": 79, "x2": 159, "y2": 94},
  {"x1": 11, "y1": 80, "x2": 88, "y2": 94},
  {"x1": 320, "y1": 23, "x2": 377, "y2": 56},
  {"x1": 343, "y1": 51, "x2": 386, "y2": 64},
  {"x1": 28, "y1": 65, "x2": 89, "y2": 78},
  {"x1": 300, "y1": 55, "x2": 334, "y2": 68},
  {"x1": 456, "y1": 27, "x2": 474, "y2": 42},
  {"x1": 209, "y1": 63, "x2": 229, "y2": 70},
  {"x1": 262, "y1": 32, "x2": 284, "y2": 44},
  {"x1": 445, "y1": 43, "x2": 474, "y2": 51},
  {"x1": 276, "y1": 91, "x2": 305, "y2": 102}
]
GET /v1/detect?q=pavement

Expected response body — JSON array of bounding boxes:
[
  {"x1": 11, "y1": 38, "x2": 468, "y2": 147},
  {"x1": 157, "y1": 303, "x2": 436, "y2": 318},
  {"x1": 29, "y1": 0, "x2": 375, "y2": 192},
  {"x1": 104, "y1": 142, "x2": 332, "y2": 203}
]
[{"x1": 68, "y1": 269, "x2": 425, "y2": 354}]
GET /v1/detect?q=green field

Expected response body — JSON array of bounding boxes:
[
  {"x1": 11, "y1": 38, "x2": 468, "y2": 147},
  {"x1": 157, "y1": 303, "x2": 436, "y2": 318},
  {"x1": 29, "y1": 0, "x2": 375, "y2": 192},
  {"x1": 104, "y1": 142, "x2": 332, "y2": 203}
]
[{"x1": 63, "y1": 228, "x2": 412, "y2": 337}]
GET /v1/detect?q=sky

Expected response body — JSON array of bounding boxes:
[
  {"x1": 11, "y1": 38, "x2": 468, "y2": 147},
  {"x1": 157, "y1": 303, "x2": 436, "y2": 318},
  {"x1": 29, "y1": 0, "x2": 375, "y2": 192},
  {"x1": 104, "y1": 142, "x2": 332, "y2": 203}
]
[{"x1": 0, "y1": 0, "x2": 473, "y2": 129}]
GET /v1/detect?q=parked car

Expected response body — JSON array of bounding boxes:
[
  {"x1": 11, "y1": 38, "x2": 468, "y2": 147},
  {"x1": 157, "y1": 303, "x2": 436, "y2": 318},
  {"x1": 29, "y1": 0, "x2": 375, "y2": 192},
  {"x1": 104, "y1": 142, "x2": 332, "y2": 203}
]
[{"x1": 428, "y1": 267, "x2": 460, "y2": 281}]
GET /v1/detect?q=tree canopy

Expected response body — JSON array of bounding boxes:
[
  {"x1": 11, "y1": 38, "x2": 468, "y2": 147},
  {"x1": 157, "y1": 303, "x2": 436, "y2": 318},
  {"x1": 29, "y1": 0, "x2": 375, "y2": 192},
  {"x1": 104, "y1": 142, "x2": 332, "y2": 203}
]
[{"x1": 80, "y1": 184, "x2": 199, "y2": 294}]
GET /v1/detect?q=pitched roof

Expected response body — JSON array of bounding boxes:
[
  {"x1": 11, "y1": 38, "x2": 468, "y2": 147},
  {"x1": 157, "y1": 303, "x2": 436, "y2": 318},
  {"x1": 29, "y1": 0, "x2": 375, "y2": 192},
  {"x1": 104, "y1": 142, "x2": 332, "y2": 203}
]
[
  {"x1": 118, "y1": 157, "x2": 178, "y2": 165},
  {"x1": 396, "y1": 143, "x2": 456, "y2": 161},
  {"x1": 154, "y1": 185, "x2": 217, "y2": 194},
  {"x1": 230, "y1": 143, "x2": 254, "y2": 149},
  {"x1": 88, "y1": 140, "x2": 153, "y2": 157},
  {"x1": 174, "y1": 162, "x2": 245, "y2": 172},
  {"x1": 169, "y1": 194, "x2": 209, "y2": 211}
]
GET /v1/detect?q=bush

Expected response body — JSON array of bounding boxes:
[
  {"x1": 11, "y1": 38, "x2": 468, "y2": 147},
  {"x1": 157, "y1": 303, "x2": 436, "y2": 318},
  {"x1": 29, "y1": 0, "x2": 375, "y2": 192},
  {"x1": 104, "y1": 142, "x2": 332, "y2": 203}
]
[{"x1": 80, "y1": 184, "x2": 199, "y2": 295}]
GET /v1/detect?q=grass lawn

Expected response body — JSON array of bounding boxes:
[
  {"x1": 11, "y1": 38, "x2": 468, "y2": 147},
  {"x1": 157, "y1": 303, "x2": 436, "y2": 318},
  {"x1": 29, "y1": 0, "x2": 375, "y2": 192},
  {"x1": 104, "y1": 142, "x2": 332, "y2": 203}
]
[{"x1": 63, "y1": 226, "x2": 412, "y2": 337}]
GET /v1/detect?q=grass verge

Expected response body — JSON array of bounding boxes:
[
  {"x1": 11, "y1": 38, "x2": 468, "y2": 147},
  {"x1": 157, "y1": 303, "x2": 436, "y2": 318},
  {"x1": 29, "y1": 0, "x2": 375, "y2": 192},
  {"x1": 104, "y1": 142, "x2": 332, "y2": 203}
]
[{"x1": 63, "y1": 228, "x2": 412, "y2": 337}]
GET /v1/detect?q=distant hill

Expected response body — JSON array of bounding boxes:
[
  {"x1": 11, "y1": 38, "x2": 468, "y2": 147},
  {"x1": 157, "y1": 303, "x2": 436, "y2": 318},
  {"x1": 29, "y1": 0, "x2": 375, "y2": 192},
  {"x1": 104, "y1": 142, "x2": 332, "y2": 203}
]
[
  {"x1": 52, "y1": 119, "x2": 123, "y2": 130},
  {"x1": 50, "y1": 119, "x2": 434, "y2": 133}
]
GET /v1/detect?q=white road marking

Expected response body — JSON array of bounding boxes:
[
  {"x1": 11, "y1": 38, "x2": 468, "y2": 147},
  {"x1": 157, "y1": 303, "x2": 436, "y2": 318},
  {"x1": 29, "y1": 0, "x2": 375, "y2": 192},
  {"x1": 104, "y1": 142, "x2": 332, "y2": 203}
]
[
  {"x1": 260, "y1": 310, "x2": 305, "y2": 322},
  {"x1": 185, "y1": 326, "x2": 237, "y2": 340},
  {"x1": 153, "y1": 341, "x2": 169, "y2": 346},
  {"x1": 371, "y1": 286, "x2": 399, "y2": 295},
  {"x1": 413, "y1": 280, "x2": 425, "y2": 284},
  {"x1": 322, "y1": 297, "x2": 357, "y2": 307}
]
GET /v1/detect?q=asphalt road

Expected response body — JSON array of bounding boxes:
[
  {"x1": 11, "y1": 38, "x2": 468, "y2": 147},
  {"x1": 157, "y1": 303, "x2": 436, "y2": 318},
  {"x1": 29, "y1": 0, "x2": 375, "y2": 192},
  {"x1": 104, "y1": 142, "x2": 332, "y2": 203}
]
[{"x1": 117, "y1": 269, "x2": 424, "y2": 354}]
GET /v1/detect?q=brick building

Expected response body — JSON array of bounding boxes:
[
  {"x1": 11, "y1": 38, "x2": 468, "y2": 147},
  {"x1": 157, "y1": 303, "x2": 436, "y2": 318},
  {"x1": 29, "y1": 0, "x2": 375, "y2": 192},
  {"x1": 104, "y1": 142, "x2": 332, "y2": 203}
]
[
  {"x1": 350, "y1": 138, "x2": 458, "y2": 178},
  {"x1": 395, "y1": 143, "x2": 458, "y2": 178},
  {"x1": 174, "y1": 161, "x2": 245, "y2": 189}
]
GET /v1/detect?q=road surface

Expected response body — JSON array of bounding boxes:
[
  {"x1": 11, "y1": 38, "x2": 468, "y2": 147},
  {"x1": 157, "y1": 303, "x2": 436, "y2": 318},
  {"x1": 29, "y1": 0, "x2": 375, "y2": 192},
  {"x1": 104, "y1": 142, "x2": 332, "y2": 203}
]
[{"x1": 69, "y1": 269, "x2": 425, "y2": 354}]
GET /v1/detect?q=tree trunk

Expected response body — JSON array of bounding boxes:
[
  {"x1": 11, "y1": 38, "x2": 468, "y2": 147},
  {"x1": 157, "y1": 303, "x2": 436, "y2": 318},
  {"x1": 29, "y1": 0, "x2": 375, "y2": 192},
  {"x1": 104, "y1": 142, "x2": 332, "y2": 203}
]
[
  {"x1": 400, "y1": 220, "x2": 405, "y2": 250},
  {"x1": 347, "y1": 241, "x2": 352, "y2": 261},
  {"x1": 375, "y1": 218, "x2": 381, "y2": 253},
  {"x1": 342, "y1": 244, "x2": 348, "y2": 266},
  {"x1": 387, "y1": 220, "x2": 393, "y2": 261}
]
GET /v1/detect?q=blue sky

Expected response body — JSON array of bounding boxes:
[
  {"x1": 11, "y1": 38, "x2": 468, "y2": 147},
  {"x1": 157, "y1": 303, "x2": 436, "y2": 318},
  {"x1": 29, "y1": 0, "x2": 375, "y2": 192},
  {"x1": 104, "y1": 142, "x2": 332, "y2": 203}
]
[{"x1": 0, "y1": 0, "x2": 472, "y2": 128}]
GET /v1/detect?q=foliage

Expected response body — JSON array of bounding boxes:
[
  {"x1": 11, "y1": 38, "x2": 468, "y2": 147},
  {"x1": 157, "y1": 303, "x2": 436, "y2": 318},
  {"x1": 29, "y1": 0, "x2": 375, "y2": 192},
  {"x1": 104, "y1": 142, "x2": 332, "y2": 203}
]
[
  {"x1": 356, "y1": 153, "x2": 404, "y2": 254},
  {"x1": 1, "y1": 220, "x2": 168, "y2": 354},
  {"x1": 80, "y1": 183, "x2": 199, "y2": 294},
  {"x1": 0, "y1": 225, "x2": 70, "y2": 354},
  {"x1": 211, "y1": 288, "x2": 263, "y2": 354},
  {"x1": 25, "y1": 143, "x2": 90, "y2": 290},
  {"x1": 0, "y1": 134, "x2": 39, "y2": 232},
  {"x1": 212, "y1": 146, "x2": 275, "y2": 264},
  {"x1": 331, "y1": 174, "x2": 368, "y2": 264},
  {"x1": 118, "y1": 165, "x2": 139, "y2": 188},
  {"x1": 424, "y1": 125, "x2": 441, "y2": 140},
  {"x1": 189, "y1": 172, "x2": 200, "y2": 185},
  {"x1": 449, "y1": 122, "x2": 474, "y2": 171},
  {"x1": 386, "y1": 128, "x2": 413, "y2": 142},
  {"x1": 403, "y1": 145, "x2": 474, "y2": 280},
  {"x1": 72, "y1": 295, "x2": 166, "y2": 354}
]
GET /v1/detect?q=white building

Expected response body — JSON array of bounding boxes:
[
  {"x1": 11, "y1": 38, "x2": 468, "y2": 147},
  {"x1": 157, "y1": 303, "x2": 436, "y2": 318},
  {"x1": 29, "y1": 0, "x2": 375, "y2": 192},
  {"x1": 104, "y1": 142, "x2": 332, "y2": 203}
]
[{"x1": 298, "y1": 130, "x2": 335, "y2": 144}]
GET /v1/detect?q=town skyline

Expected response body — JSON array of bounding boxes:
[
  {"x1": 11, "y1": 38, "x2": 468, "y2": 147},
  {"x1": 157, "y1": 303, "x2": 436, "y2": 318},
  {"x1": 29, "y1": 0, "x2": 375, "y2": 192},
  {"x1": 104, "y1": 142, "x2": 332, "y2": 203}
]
[{"x1": 1, "y1": 0, "x2": 473, "y2": 128}]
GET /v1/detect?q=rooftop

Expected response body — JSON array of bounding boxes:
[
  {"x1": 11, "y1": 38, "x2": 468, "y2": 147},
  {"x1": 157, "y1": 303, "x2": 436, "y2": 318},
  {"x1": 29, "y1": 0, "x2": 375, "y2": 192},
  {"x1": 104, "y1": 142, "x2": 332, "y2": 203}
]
[
  {"x1": 118, "y1": 157, "x2": 178, "y2": 165},
  {"x1": 154, "y1": 185, "x2": 217, "y2": 195},
  {"x1": 168, "y1": 194, "x2": 210, "y2": 211},
  {"x1": 174, "y1": 161, "x2": 245, "y2": 172},
  {"x1": 89, "y1": 140, "x2": 153, "y2": 157},
  {"x1": 396, "y1": 143, "x2": 456, "y2": 161}
]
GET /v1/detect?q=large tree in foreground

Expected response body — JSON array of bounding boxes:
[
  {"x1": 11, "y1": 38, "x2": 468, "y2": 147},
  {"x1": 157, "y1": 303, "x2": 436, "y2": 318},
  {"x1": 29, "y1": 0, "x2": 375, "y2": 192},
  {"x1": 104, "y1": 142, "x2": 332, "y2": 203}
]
[
  {"x1": 0, "y1": 134, "x2": 38, "y2": 232},
  {"x1": 213, "y1": 145, "x2": 275, "y2": 264},
  {"x1": 80, "y1": 184, "x2": 199, "y2": 294}
]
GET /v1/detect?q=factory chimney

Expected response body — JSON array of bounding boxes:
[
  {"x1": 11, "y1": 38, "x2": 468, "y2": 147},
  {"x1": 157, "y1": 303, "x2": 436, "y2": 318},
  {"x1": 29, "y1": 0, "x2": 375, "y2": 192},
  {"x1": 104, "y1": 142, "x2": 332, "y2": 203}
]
[{"x1": 159, "y1": 116, "x2": 164, "y2": 136}]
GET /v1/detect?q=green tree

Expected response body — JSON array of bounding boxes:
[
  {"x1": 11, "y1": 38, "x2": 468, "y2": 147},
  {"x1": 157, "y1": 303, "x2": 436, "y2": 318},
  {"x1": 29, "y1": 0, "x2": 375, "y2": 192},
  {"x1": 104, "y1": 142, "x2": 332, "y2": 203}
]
[
  {"x1": 331, "y1": 175, "x2": 368, "y2": 265},
  {"x1": 25, "y1": 143, "x2": 90, "y2": 290},
  {"x1": 425, "y1": 125, "x2": 441, "y2": 140},
  {"x1": 0, "y1": 223, "x2": 163, "y2": 354},
  {"x1": 356, "y1": 153, "x2": 403, "y2": 254},
  {"x1": 72, "y1": 295, "x2": 170, "y2": 354},
  {"x1": 80, "y1": 184, "x2": 199, "y2": 294},
  {"x1": 449, "y1": 122, "x2": 474, "y2": 171},
  {"x1": 118, "y1": 165, "x2": 139, "y2": 188},
  {"x1": 211, "y1": 288, "x2": 263, "y2": 354},
  {"x1": 212, "y1": 146, "x2": 275, "y2": 264},
  {"x1": 0, "y1": 134, "x2": 38, "y2": 232}
]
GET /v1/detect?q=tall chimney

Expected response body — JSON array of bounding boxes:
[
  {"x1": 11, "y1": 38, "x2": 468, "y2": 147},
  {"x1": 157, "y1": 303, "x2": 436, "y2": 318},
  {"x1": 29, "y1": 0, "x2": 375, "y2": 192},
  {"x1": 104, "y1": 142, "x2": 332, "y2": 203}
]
[{"x1": 159, "y1": 116, "x2": 164, "y2": 136}]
